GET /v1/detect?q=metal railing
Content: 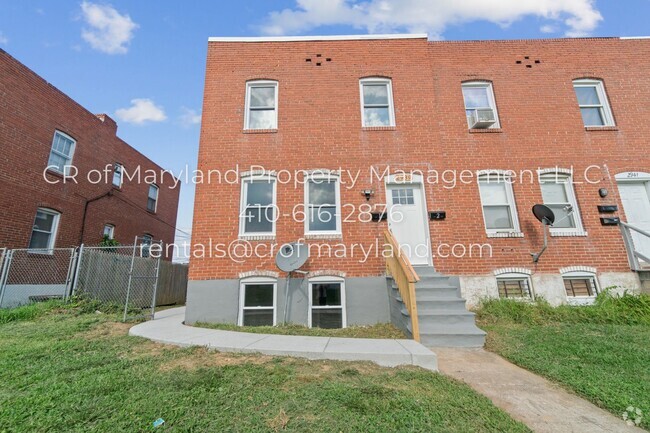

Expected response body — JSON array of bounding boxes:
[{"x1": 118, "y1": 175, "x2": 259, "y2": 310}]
[
  {"x1": 383, "y1": 229, "x2": 421, "y2": 342},
  {"x1": 619, "y1": 221, "x2": 650, "y2": 271}
]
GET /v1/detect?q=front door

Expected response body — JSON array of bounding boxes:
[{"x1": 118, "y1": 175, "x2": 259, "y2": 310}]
[
  {"x1": 618, "y1": 180, "x2": 650, "y2": 262},
  {"x1": 386, "y1": 183, "x2": 430, "y2": 266}
]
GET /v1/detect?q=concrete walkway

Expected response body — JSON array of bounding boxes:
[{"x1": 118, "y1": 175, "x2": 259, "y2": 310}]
[
  {"x1": 130, "y1": 307, "x2": 437, "y2": 370},
  {"x1": 435, "y1": 347, "x2": 644, "y2": 433}
]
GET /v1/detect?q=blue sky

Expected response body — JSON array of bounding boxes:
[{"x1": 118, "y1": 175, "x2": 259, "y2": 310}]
[{"x1": 1, "y1": 0, "x2": 649, "y2": 236}]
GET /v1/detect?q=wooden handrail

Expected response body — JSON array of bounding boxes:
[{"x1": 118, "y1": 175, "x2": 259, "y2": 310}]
[{"x1": 383, "y1": 230, "x2": 420, "y2": 341}]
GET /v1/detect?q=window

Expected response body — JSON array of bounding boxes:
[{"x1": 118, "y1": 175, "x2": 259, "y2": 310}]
[
  {"x1": 147, "y1": 184, "x2": 158, "y2": 212},
  {"x1": 539, "y1": 172, "x2": 584, "y2": 234},
  {"x1": 141, "y1": 234, "x2": 153, "y2": 258},
  {"x1": 496, "y1": 275, "x2": 533, "y2": 299},
  {"x1": 360, "y1": 78, "x2": 395, "y2": 127},
  {"x1": 103, "y1": 224, "x2": 115, "y2": 240},
  {"x1": 47, "y1": 131, "x2": 76, "y2": 174},
  {"x1": 461, "y1": 82, "x2": 500, "y2": 129},
  {"x1": 572, "y1": 79, "x2": 614, "y2": 127},
  {"x1": 305, "y1": 174, "x2": 341, "y2": 234},
  {"x1": 244, "y1": 80, "x2": 278, "y2": 130},
  {"x1": 563, "y1": 272, "x2": 599, "y2": 299},
  {"x1": 239, "y1": 177, "x2": 276, "y2": 236},
  {"x1": 112, "y1": 163, "x2": 123, "y2": 188},
  {"x1": 28, "y1": 208, "x2": 60, "y2": 251},
  {"x1": 238, "y1": 279, "x2": 277, "y2": 326},
  {"x1": 477, "y1": 173, "x2": 520, "y2": 234},
  {"x1": 391, "y1": 188, "x2": 415, "y2": 205},
  {"x1": 309, "y1": 277, "x2": 346, "y2": 328}
]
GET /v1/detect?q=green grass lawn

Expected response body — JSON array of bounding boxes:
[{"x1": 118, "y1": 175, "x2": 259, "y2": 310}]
[
  {"x1": 476, "y1": 293, "x2": 650, "y2": 430},
  {"x1": 194, "y1": 322, "x2": 406, "y2": 339},
  {"x1": 0, "y1": 301, "x2": 529, "y2": 433}
]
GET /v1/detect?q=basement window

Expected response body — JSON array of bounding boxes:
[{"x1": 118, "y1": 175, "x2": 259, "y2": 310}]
[
  {"x1": 496, "y1": 274, "x2": 533, "y2": 299},
  {"x1": 244, "y1": 80, "x2": 278, "y2": 130},
  {"x1": 562, "y1": 270, "x2": 600, "y2": 304},
  {"x1": 239, "y1": 278, "x2": 277, "y2": 326},
  {"x1": 309, "y1": 277, "x2": 346, "y2": 328}
]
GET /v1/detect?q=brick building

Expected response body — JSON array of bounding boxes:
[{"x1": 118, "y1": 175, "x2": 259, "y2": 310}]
[
  {"x1": 0, "y1": 49, "x2": 180, "y2": 254},
  {"x1": 187, "y1": 34, "x2": 650, "y2": 345}
]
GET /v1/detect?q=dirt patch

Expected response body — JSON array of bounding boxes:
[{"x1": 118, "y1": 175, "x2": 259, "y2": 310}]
[
  {"x1": 83, "y1": 320, "x2": 132, "y2": 339},
  {"x1": 158, "y1": 347, "x2": 277, "y2": 372},
  {"x1": 267, "y1": 408, "x2": 290, "y2": 432}
]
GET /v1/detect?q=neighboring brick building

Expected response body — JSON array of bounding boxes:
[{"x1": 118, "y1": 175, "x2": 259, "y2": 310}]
[
  {"x1": 186, "y1": 34, "x2": 650, "y2": 344},
  {"x1": 0, "y1": 49, "x2": 180, "y2": 254}
]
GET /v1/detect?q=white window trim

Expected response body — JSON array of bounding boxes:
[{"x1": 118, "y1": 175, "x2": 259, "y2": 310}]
[
  {"x1": 496, "y1": 273, "x2": 535, "y2": 300},
  {"x1": 359, "y1": 77, "x2": 396, "y2": 127},
  {"x1": 238, "y1": 277, "x2": 278, "y2": 326},
  {"x1": 304, "y1": 173, "x2": 342, "y2": 236},
  {"x1": 539, "y1": 172, "x2": 587, "y2": 237},
  {"x1": 244, "y1": 80, "x2": 279, "y2": 130},
  {"x1": 47, "y1": 130, "x2": 76, "y2": 175},
  {"x1": 239, "y1": 174, "x2": 277, "y2": 238},
  {"x1": 561, "y1": 270, "x2": 600, "y2": 304},
  {"x1": 147, "y1": 184, "x2": 159, "y2": 213},
  {"x1": 28, "y1": 208, "x2": 60, "y2": 253},
  {"x1": 103, "y1": 224, "x2": 115, "y2": 240},
  {"x1": 461, "y1": 81, "x2": 500, "y2": 129},
  {"x1": 573, "y1": 79, "x2": 615, "y2": 127},
  {"x1": 112, "y1": 163, "x2": 123, "y2": 188},
  {"x1": 477, "y1": 172, "x2": 521, "y2": 236},
  {"x1": 308, "y1": 276, "x2": 347, "y2": 328}
]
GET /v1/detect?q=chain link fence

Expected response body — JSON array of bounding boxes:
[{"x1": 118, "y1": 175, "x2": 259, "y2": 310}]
[
  {"x1": 73, "y1": 244, "x2": 161, "y2": 321},
  {"x1": 0, "y1": 242, "x2": 188, "y2": 321},
  {"x1": 0, "y1": 248, "x2": 76, "y2": 308}
]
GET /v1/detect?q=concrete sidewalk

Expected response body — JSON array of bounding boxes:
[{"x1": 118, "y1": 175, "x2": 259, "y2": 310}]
[
  {"x1": 435, "y1": 347, "x2": 644, "y2": 433},
  {"x1": 129, "y1": 307, "x2": 437, "y2": 370}
]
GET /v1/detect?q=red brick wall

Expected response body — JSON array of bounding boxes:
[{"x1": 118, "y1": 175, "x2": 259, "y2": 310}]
[
  {"x1": 191, "y1": 36, "x2": 650, "y2": 280},
  {"x1": 0, "y1": 49, "x2": 180, "y2": 253}
]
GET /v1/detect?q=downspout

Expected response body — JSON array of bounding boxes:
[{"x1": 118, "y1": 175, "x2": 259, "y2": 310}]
[{"x1": 79, "y1": 190, "x2": 113, "y2": 244}]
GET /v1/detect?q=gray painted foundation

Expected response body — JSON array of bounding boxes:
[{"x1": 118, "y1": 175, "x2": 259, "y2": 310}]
[
  {"x1": 185, "y1": 276, "x2": 390, "y2": 326},
  {"x1": 0, "y1": 284, "x2": 67, "y2": 308}
]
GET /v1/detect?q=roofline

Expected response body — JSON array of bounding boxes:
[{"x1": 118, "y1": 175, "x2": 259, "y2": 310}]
[{"x1": 208, "y1": 33, "x2": 428, "y2": 43}]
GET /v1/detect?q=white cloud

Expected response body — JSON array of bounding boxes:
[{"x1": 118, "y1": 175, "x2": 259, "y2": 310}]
[
  {"x1": 0, "y1": 31, "x2": 8, "y2": 45},
  {"x1": 80, "y1": 1, "x2": 138, "y2": 54},
  {"x1": 540, "y1": 24, "x2": 558, "y2": 34},
  {"x1": 179, "y1": 107, "x2": 202, "y2": 127},
  {"x1": 115, "y1": 98, "x2": 167, "y2": 125},
  {"x1": 260, "y1": 0, "x2": 603, "y2": 39}
]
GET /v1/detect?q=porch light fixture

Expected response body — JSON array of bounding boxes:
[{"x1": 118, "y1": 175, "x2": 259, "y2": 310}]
[{"x1": 361, "y1": 189, "x2": 374, "y2": 201}]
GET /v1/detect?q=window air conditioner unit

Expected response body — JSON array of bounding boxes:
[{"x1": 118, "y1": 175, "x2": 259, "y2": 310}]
[{"x1": 469, "y1": 109, "x2": 496, "y2": 129}]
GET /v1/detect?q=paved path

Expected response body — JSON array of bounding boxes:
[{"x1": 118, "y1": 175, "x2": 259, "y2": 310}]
[
  {"x1": 434, "y1": 347, "x2": 644, "y2": 433},
  {"x1": 130, "y1": 307, "x2": 437, "y2": 370}
]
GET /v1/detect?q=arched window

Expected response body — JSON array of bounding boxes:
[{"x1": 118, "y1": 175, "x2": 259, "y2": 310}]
[
  {"x1": 359, "y1": 77, "x2": 395, "y2": 127},
  {"x1": 238, "y1": 277, "x2": 277, "y2": 326},
  {"x1": 461, "y1": 81, "x2": 500, "y2": 129},
  {"x1": 309, "y1": 276, "x2": 346, "y2": 329},
  {"x1": 538, "y1": 169, "x2": 586, "y2": 236},
  {"x1": 244, "y1": 80, "x2": 278, "y2": 130},
  {"x1": 494, "y1": 269, "x2": 533, "y2": 299},
  {"x1": 561, "y1": 267, "x2": 600, "y2": 303},
  {"x1": 572, "y1": 79, "x2": 614, "y2": 127},
  {"x1": 28, "y1": 208, "x2": 61, "y2": 251}
]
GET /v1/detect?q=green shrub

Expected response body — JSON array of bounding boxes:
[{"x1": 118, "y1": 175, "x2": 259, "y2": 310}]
[{"x1": 477, "y1": 291, "x2": 650, "y2": 326}]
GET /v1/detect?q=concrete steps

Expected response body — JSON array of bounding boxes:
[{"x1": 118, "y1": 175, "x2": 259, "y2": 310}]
[{"x1": 389, "y1": 266, "x2": 486, "y2": 348}]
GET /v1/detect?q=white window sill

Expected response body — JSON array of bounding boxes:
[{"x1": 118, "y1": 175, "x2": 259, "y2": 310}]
[
  {"x1": 304, "y1": 233, "x2": 343, "y2": 240},
  {"x1": 550, "y1": 230, "x2": 588, "y2": 237},
  {"x1": 239, "y1": 234, "x2": 276, "y2": 241},
  {"x1": 566, "y1": 296, "x2": 596, "y2": 306},
  {"x1": 487, "y1": 231, "x2": 524, "y2": 238}
]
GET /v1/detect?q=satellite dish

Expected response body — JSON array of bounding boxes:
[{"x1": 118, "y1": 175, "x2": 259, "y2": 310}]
[
  {"x1": 275, "y1": 242, "x2": 309, "y2": 272},
  {"x1": 532, "y1": 204, "x2": 555, "y2": 226}
]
